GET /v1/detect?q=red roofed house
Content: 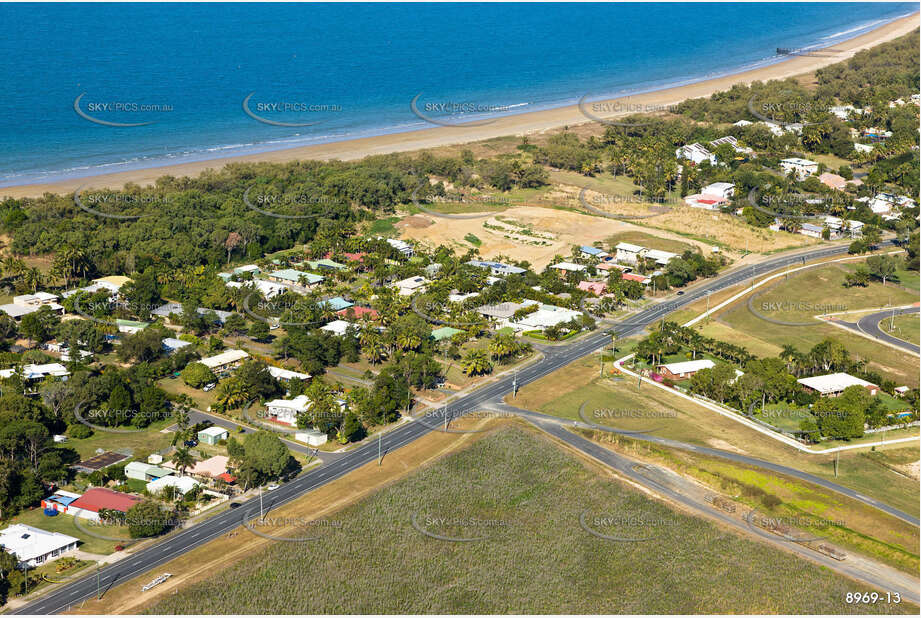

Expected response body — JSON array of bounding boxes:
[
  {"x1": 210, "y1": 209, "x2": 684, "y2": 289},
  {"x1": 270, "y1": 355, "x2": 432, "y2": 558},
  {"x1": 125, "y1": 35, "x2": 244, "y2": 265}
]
[
  {"x1": 68, "y1": 488, "x2": 142, "y2": 521},
  {"x1": 622, "y1": 272, "x2": 651, "y2": 285},
  {"x1": 337, "y1": 305, "x2": 379, "y2": 320},
  {"x1": 577, "y1": 281, "x2": 608, "y2": 296}
]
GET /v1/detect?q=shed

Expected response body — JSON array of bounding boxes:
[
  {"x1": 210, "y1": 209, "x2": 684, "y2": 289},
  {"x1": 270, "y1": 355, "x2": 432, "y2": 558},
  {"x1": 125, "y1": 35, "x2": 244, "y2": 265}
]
[{"x1": 198, "y1": 426, "x2": 229, "y2": 445}]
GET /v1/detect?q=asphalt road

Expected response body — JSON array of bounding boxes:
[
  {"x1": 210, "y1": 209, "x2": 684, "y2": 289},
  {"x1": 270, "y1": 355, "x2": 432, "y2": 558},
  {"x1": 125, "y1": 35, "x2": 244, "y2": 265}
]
[
  {"x1": 15, "y1": 240, "x2": 907, "y2": 615},
  {"x1": 529, "y1": 416, "x2": 920, "y2": 604},
  {"x1": 835, "y1": 306, "x2": 920, "y2": 355}
]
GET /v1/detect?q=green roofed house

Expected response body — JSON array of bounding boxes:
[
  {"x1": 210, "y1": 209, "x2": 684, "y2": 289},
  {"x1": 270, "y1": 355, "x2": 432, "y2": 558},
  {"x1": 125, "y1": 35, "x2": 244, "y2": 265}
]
[
  {"x1": 266, "y1": 269, "x2": 325, "y2": 287},
  {"x1": 305, "y1": 259, "x2": 346, "y2": 271},
  {"x1": 431, "y1": 326, "x2": 464, "y2": 341},
  {"x1": 125, "y1": 461, "x2": 174, "y2": 482},
  {"x1": 320, "y1": 296, "x2": 353, "y2": 311},
  {"x1": 116, "y1": 319, "x2": 150, "y2": 334}
]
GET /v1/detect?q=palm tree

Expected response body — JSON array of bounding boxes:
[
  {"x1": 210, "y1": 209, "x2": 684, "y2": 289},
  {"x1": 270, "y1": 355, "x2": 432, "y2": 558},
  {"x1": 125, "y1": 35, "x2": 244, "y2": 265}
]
[
  {"x1": 461, "y1": 349, "x2": 493, "y2": 376},
  {"x1": 23, "y1": 267, "x2": 45, "y2": 293},
  {"x1": 171, "y1": 447, "x2": 195, "y2": 476},
  {"x1": 489, "y1": 334, "x2": 517, "y2": 362}
]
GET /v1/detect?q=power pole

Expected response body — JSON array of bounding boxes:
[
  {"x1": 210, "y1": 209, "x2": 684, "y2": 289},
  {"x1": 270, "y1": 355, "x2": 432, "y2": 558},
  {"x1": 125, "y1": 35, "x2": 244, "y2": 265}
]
[
  {"x1": 834, "y1": 451, "x2": 839, "y2": 478},
  {"x1": 259, "y1": 486, "x2": 264, "y2": 521},
  {"x1": 512, "y1": 372, "x2": 518, "y2": 397},
  {"x1": 378, "y1": 433, "x2": 382, "y2": 466},
  {"x1": 96, "y1": 563, "x2": 101, "y2": 599}
]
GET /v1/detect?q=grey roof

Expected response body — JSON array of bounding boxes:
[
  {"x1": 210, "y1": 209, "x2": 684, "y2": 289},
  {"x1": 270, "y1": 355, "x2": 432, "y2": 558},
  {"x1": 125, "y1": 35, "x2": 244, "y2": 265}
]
[{"x1": 476, "y1": 302, "x2": 525, "y2": 319}]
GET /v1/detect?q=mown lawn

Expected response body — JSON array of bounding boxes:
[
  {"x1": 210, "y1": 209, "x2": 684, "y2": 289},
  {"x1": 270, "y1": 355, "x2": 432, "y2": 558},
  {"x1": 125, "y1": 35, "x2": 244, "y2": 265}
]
[{"x1": 147, "y1": 428, "x2": 912, "y2": 614}]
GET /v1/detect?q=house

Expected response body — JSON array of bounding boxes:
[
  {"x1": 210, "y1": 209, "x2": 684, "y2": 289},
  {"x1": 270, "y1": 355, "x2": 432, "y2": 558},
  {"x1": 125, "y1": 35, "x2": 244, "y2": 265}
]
[
  {"x1": 894, "y1": 386, "x2": 910, "y2": 396},
  {"x1": 295, "y1": 430, "x2": 328, "y2": 447},
  {"x1": 303, "y1": 258, "x2": 346, "y2": 271},
  {"x1": 733, "y1": 119, "x2": 753, "y2": 127},
  {"x1": 798, "y1": 223, "x2": 824, "y2": 238},
  {"x1": 431, "y1": 326, "x2": 464, "y2": 342},
  {"x1": 0, "y1": 524, "x2": 79, "y2": 567},
  {"x1": 265, "y1": 395, "x2": 311, "y2": 426},
  {"x1": 579, "y1": 246, "x2": 609, "y2": 260},
  {"x1": 198, "y1": 426, "x2": 229, "y2": 445},
  {"x1": 675, "y1": 143, "x2": 716, "y2": 166},
  {"x1": 506, "y1": 305, "x2": 583, "y2": 332},
  {"x1": 614, "y1": 242, "x2": 645, "y2": 265},
  {"x1": 336, "y1": 305, "x2": 379, "y2": 320},
  {"x1": 829, "y1": 105, "x2": 864, "y2": 120},
  {"x1": 684, "y1": 193, "x2": 728, "y2": 210},
  {"x1": 780, "y1": 158, "x2": 818, "y2": 180},
  {"x1": 392, "y1": 276, "x2": 428, "y2": 296},
  {"x1": 862, "y1": 127, "x2": 892, "y2": 141},
  {"x1": 267, "y1": 366, "x2": 310, "y2": 382},
  {"x1": 477, "y1": 301, "x2": 532, "y2": 320},
  {"x1": 708, "y1": 136, "x2": 753, "y2": 156},
  {"x1": 644, "y1": 249, "x2": 677, "y2": 266},
  {"x1": 198, "y1": 349, "x2": 250, "y2": 373},
  {"x1": 448, "y1": 291, "x2": 480, "y2": 303},
  {"x1": 0, "y1": 363, "x2": 70, "y2": 381},
  {"x1": 760, "y1": 121, "x2": 786, "y2": 136},
  {"x1": 700, "y1": 182, "x2": 735, "y2": 200},
  {"x1": 232, "y1": 264, "x2": 261, "y2": 277},
  {"x1": 162, "y1": 337, "x2": 193, "y2": 354},
  {"x1": 656, "y1": 359, "x2": 715, "y2": 380},
  {"x1": 465, "y1": 260, "x2": 526, "y2": 276},
  {"x1": 147, "y1": 475, "x2": 199, "y2": 496},
  {"x1": 868, "y1": 193, "x2": 915, "y2": 215},
  {"x1": 186, "y1": 455, "x2": 230, "y2": 478},
  {"x1": 266, "y1": 269, "x2": 324, "y2": 288},
  {"x1": 40, "y1": 490, "x2": 82, "y2": 515},
  {"x1": 818, "y1": 173, "x2": 861, "y2": 191},
  {"x1": 385, "y1": 238, "x2": 414, "y2": 257},
  {"x1": 116, "y1": 319, "x2": 150, "y2": 335},
  {"x1": 548, "y1": 262, "x2": 586, "y2": 273},
  {"x1": 797, "y1": 373, "x2": 879, "y2": 397},
  {"x1": 91, "y1": 276, "x2": 132, "y2": 295},
  {"x1": 577, "y1": 281, "x2": 608, "y2": 296},
  {"x1": 320, "y1": 319, "x2": 356, "y2": 337},
  {"x1": 853, "y1": 142, "x2": 874, "y2": 153},
  {"x1": 823, "y1": 216, "x2": 863, "y2": 238},
  {"x1": 152, "y1": 303, "x2": 234, "y2": 324},
  {"x1": 0, "y1": 292, "x2": 65, "y2": 321},
  {"x1": 622, "y1": 272, "x2": 651, "y2": 285},
  {"x1": 319, "y1": 296, "x2": 354, "y2": 312},
  {"x1": 125, "y1": 461, "x2": 174, "y2": 482},
  {"x1": 225, "y1": 279, "x2": 287, "y2": 299},
  {"x1": 68, "y1": 488, "x2": 143, "y2": 521}
]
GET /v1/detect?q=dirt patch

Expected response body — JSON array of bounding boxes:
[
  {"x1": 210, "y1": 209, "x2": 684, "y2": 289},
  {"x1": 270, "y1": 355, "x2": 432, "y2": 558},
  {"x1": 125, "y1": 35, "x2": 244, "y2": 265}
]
[
  {"x1": 705, "y1": 438, "x2": 746, "y2": 454},
  {"x1": 396, "y1": 215, "x2": 432, "y2": 229},
  {"x1": 63, "y1": 415, "x2": 507, "y2": 615}
]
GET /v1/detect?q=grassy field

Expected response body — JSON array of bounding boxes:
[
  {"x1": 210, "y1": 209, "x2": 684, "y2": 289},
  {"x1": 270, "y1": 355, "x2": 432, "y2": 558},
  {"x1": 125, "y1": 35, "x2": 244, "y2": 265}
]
[
  {"x1": 883, "y1": 313, "x2": 920, "y2": 346},
  {"x1": 145, "y1": 428, "x2": 909, "y2": 614},
  {"x1": 66, "y1": 418, "x2": 175, "y2": 461},
  {"x1": 510, "y1": 353, "x2": 919, "y2": 518},
  {"x1": 605, "y1": 230, "x2": 697, "y2": 255},
  {"x1": 716, "y1": 262, "x2": 920, "y2": 388}
]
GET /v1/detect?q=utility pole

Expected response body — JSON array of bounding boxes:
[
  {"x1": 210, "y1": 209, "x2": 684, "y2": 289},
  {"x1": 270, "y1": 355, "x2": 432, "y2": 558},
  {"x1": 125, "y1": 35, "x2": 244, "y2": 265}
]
[
  {"x1": 96, "y1": 563, "x2": 101, "y2": 600},
  {"x1": 834, "y1": 451, "x2": 839, "y2": 478},
  {"x1": 259, "y1": 486, "x2": 264, "y2": 521},
  {"x1": 378, "y1": 433, "x2": 382, "y2": 466},
  {"x1": 512, "y1": 372, "x2": 518, "y2": 397},
  {"x1": 705, "y1": 291, "x2": 711, "y2": 322}
]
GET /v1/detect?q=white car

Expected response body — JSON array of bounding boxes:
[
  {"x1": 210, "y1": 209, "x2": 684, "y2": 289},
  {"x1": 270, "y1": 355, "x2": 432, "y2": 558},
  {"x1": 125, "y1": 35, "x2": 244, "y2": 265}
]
[{"x1": 266, "y1": 483, "x2": 280, "y2": 491}]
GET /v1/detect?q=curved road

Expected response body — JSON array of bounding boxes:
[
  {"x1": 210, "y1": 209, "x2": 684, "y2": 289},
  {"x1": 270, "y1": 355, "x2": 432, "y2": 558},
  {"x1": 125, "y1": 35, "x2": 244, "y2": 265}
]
[
  {"x1": 836, "y1": 305, "x2": 920, "y2": 355},
  {"x1": 15, "y1": 240, "x2": 912, "y2": 614}
]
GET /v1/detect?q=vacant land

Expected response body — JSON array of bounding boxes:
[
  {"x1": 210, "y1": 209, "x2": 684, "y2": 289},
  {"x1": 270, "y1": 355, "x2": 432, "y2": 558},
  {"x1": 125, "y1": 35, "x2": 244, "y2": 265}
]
[
  {"x1": 605, "y1": 230, "x2": 697, "y2": 255},
  {"x1": 146, "y1": 428, "x2": 907, "y2": 614},
  {"x1": 883, "y1": 313, "x2": 920, "y2": 346},
  {"x1": 510, "y1": 353, "x2": 919, "y2": 518}
]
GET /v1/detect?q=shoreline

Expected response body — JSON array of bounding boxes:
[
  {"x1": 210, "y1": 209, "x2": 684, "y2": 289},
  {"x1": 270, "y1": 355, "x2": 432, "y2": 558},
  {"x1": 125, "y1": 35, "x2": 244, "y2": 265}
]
[{"x1": 2, "y1": 13, "x2": 917, "y2": 200}]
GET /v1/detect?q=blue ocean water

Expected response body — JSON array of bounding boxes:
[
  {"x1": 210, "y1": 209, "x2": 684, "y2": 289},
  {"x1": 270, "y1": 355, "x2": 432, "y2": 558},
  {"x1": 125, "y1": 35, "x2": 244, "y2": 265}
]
[{"x1": 0, "y1": 2, "x2": 915, "y2": 187}]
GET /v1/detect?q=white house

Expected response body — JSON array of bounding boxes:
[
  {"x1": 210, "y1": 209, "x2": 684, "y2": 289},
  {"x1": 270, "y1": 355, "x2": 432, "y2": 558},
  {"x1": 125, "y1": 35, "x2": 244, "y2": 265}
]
[
  {"x1": 267, "y1": 366, "x2": 310, "y2": 382},
  {"x1": 0, "y1": 292, "x2": 65, "y2": 321},
  {"x1": 147, "y1": 475, "x2": 200, "y2": 496},
  {"x1": 503, "y1": 305, "x2": 583, "y2": 332},
  {"x1": 198, "y1": 349, "x2": 250, "y2": 373},
  {"x1": 614, "y1": 242, "x2": 646, "y2": 265},
  {"x1": 853, "y1": 142, "x2": 874, "y2": 153},
  {"x1": 0, "y1": 524, "x2": 79, "y2": 567},
  {"x1": 320, "y1": 319, "x2": 356, "y2": 337},
  {"x1": 780, "y1": 157, "x2": 819, "y2": 180},
  {"x1": 295, "y1": 430, "x2": 328, "y2": 447},
  {"x1": 797, "y1": 373, "x2": 879, "y2": 397},
  {"x1": 700, "y1": 182, "x2": 735, "y2": 200},
  {"x1": 548, "y1": 262, "x2": 586, "y2": 273},
  {"x1": 385, "y1": 238, "x2": 414, "y2": 257},
  {"x1": 226, "y1": 278, "x2": 287, "y2": 299},
  {"x1": 675, "y1": 143, "x2": 717, "y2": 166},
  {"x1": 392, "y1": 276, "x2": 428, "y2": 296},
  {"x1": 868, "y1": 193, "x2": 915, "y2": 215},
  {"x1": 265, "y1": 395, "x2": 311, "y2": 426},
  {"x1": 708, "y1": 136, "x2": 753, "y2": 155},
  {"x1": 644, "y1": 249, "x2": 678, "y2": 266},
  {"x1": 0, "y1": 363, "x2": 70, "y2": 381}
]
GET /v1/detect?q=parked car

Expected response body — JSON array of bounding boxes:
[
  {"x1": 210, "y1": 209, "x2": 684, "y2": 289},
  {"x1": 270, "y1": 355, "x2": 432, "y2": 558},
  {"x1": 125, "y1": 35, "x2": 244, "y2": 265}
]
[
  {"x1": 266, "y1": 483, "x2": 280, "y2": 491},
  {"x1": 203, "y1": 383, "x2": 216, "y2": 392}
]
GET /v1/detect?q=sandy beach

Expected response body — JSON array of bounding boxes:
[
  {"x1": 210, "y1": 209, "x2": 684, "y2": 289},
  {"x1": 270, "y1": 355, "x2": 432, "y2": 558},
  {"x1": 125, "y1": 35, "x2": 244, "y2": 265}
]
[{"x1": 2, "y1": 13, "x2": 917, "y2": 200}]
